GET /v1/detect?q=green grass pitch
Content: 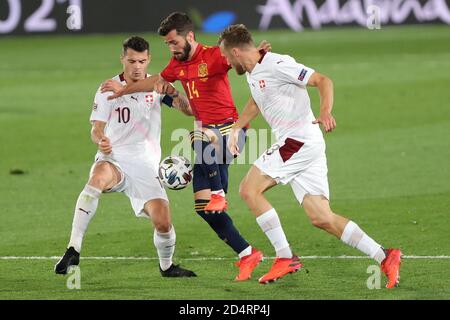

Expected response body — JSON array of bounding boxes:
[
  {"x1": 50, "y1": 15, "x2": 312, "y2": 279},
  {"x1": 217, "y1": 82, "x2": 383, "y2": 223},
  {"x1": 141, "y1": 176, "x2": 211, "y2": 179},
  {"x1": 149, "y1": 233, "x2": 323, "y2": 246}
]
[{"x1": 1, "y1": 25, "x2": 450, "y2": 299}]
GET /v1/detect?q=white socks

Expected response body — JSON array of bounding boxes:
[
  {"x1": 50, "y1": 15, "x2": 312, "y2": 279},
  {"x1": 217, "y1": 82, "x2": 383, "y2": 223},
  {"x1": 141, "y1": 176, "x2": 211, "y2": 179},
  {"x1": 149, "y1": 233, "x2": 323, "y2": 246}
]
[
  {"x1": 256, "y1": 208, "x2": 292, "y2": 259},
  {"x1": 68, "y1": 185, "x2": 102, "y2": 253},
  {"x1": 68, "y1": 184, "x2": 178, "y2": 272},
  {"x1": 211, "y1": 189, "x2": 225, "y2": 197},
  {"x1": 341, "y1": 221, "x2": 386, "y2": 264},
  {"x1": 154, "y1": 226, "x2": 176, "y2": 271},
  {"x1": 238, "y1": 246, "x2": 252, "y2": 259}
]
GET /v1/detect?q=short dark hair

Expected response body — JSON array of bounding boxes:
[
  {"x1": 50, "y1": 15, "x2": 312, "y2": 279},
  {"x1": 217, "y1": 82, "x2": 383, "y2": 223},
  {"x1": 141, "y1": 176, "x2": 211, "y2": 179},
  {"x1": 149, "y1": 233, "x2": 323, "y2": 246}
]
[
  {"x1": 218, "y1": 24, "x2": 254, "y2": 49},
  {"x1": 158, "y1": 12, "x2": 194, "y2": 36},
  {"x1": 122, "y1": 36, "x2": 149, "y2": 55}
]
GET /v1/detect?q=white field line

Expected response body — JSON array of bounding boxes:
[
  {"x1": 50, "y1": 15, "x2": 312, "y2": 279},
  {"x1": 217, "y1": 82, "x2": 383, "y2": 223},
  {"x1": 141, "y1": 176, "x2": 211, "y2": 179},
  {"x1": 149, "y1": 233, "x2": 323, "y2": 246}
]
[{"x1": 1, "y1": 255, "x2": 450, "y2": 261}]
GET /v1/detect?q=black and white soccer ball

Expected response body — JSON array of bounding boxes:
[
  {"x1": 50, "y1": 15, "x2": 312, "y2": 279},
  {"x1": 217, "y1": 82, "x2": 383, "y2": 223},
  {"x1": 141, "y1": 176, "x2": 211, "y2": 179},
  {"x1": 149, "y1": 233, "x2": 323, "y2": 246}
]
[{"x1": 158, "y1": 155, "x2": 193, "y2": 190}]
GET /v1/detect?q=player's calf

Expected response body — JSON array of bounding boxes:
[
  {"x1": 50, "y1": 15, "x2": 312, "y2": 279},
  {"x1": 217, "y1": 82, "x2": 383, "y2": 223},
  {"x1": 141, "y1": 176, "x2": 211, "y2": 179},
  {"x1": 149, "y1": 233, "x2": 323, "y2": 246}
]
[
  {"x1": 302, "y1": 195, "x2": 348, "y2": 238},
  {"x1": 145, "y1": 199, "x2": 172, "y2": 233},
  {"x1": 195, "y1": 199, "x2": 250, "y2": 255},
  {"x1": 238, "y1": 167, "x2": 276, "y2": 216},
  {"x1": 190, "y1": 131, "x2": 225, "y2": 208}
]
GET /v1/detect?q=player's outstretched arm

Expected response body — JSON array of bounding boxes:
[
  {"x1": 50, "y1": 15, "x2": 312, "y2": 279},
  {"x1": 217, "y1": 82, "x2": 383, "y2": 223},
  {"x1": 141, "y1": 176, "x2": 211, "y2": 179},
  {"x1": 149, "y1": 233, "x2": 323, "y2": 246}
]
[
  {"x1": 308, "y1": 72, "x2": 336, "y2": 133},
  {"x1": 101, "y1": 74, "x2": 161, "y2": 100},
  {"x1": 229, "y1": 97, "x2": 260, "y2": 155}
]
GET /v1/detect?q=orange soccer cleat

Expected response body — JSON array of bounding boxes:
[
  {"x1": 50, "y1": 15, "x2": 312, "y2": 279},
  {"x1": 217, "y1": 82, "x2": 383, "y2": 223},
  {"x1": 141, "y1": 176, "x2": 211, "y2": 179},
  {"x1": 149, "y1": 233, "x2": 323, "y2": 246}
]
[
  {"x1": 204, "y1": 194, "x2": 228, "y2": 213},
  {"x1": 381, "y1": 248, "x2": 402, "y2": 288},
  {"x1": 235, "y1": 248, "x2": 264, "y2": 281},
  {"x1": 258, "y1": 255, "x2": 302, "y2": 284}
]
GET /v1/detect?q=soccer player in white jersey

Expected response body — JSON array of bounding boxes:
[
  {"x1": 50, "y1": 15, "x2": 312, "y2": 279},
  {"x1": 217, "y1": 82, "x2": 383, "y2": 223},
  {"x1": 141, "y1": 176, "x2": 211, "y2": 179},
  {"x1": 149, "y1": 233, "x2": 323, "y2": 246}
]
[
  {"x1": 54, "y1": 36, "x2": 196, "y2": 278},
  {"x1": 219, "y1": 25, "x2": 402, "y2": 287}
]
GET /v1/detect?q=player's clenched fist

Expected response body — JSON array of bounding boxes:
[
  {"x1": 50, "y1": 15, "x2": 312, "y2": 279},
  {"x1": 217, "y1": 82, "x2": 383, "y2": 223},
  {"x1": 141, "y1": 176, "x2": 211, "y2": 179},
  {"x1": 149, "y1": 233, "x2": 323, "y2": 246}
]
[
  {"x1": 228, "y1": 127, "x2": 241, "y2": 156},
  {"x1": 98, "y1": 136, "x2": 112, "y2": 154},
  {"x1": 155, "y1": 78, "x2": 176, "y2": 95}
]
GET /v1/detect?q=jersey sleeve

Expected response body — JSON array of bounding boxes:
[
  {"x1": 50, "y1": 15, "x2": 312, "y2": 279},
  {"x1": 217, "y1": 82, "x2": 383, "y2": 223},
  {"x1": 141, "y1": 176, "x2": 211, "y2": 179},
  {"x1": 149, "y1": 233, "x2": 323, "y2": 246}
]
[
  {"x1": 211, "y1": 46, "x2": 231, "y2": 73},
  {"x1": 272, "y1": 55, "x2": 315, "y2": 87},
  {"x1": 160, "y1": 60, "x2": 178, "y2": 83},
  {"x1": 90, "y1": 87, "x2": 112, "y2": 123}
]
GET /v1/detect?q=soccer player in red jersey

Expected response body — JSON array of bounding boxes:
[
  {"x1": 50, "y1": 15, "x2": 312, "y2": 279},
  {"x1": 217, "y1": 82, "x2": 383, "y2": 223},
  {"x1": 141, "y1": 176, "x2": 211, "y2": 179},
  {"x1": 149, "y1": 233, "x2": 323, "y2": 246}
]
[{"x1": 101, "y1": 12, "x2": 267, "y2": 281}]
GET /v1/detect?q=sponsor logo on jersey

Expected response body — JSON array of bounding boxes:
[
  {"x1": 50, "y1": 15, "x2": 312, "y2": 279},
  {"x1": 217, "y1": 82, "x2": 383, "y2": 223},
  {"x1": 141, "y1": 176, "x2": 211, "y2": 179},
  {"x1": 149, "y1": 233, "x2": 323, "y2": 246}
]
[
  {"x1": 198, "y1": 63, "x2": 208, "y2": 78},
  {"x1": 179, "y1": 69, "x2": 185, "y2": 77},
  {"x1": 298, "y1": 68, "x2": 308, "y2": 81}
]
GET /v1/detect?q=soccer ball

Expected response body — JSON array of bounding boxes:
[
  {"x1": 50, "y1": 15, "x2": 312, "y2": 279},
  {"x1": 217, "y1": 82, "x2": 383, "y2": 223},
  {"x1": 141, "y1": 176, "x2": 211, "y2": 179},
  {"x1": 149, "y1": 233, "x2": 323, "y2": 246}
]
[{"x1": 158, "y1": 155, "x2": 193, "y2": 190}]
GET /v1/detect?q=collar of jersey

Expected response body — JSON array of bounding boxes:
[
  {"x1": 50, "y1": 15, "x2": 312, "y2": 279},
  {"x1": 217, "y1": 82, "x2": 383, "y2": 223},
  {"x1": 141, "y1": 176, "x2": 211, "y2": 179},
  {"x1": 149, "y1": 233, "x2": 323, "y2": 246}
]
[
  {"x1": 118, "y1": 72, "x2": 149, "y2": 84},
  {"x1": 249, "y1": 51, "x2": 270, "y2": 75}
]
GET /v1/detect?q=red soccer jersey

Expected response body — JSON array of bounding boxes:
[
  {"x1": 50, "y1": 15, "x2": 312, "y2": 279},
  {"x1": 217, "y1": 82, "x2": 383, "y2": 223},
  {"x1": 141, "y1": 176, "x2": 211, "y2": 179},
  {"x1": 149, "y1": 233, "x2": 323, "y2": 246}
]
[{"x1": 160, "y1": 44, "x2": 239, "y2": 125}]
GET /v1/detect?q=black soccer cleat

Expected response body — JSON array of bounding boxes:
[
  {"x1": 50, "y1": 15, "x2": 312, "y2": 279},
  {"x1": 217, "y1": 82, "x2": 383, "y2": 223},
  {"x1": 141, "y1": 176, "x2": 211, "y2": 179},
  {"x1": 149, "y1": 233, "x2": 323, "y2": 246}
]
[
  {"x1": 160, "y1": 264, "x2": 197, "y2": 277},
  {"x1": 54, "y1": 247, "x2": 80, "y2": 274}
]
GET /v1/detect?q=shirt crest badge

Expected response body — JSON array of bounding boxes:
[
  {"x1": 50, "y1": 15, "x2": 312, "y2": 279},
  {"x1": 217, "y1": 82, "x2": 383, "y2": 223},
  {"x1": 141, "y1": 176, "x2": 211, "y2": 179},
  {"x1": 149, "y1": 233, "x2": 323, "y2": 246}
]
[
  {"x1": 198, "y1": 63, "x2": 208, "y2": 78},
  {"x1": 259, "y1": 80, "x2": 266, "y2": 89},
  {"x1": 145, "y1": 93, "x2": 154, "y2": 105}
]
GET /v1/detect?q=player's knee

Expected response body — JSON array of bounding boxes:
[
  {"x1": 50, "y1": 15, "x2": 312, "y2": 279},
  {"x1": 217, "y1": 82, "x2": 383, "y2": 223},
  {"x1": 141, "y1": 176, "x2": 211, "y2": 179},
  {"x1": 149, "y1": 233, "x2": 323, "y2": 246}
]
[
  {"x1": 88, "y1": 174, "x2": 110, "y2": 191},
  {"x1": 154, "y1": 220, "x2": 171, "y2": 233},
  {"x1": 239, "y1": 181, "x2": 256, "y2": 202},
  {"x1": 152, "y1": 212, "x2": 171, "y2": 233},
  {"x1": 310, "y1": 215, "x2": 333, "y2": 231}
]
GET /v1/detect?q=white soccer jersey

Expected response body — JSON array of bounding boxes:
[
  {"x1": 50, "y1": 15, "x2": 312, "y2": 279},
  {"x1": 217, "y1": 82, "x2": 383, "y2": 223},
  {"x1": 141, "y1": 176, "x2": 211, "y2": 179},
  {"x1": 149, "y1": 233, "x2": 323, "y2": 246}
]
[
  {"x1": 90, "y1": 74, "x2": 165, "y2": 169},
  {"x1": 246, "y1": 52, "x2": 324, "y2": 143}
]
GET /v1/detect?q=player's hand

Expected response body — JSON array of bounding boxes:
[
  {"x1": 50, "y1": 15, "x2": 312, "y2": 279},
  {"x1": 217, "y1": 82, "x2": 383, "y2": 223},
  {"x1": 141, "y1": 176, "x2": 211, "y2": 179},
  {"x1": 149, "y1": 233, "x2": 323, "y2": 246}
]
[
  {"x1": 98, "y1": 136, "x2": 112, "y2": 154},
  {"x1": 228, "y1": 127, "x2": 241, "y2": 156},
  {"x1": 257, "y1": 40, "x2": 272, "y2": 53},
  {"x1": 312, "y1": 112, "x2": 336, "y2": 133},
  {"x1": 155, "y1": 78, "x2": 176, "y2": 95},
  {"x1": 101, "y1": 80, "x2": 125, "y2": 100}
]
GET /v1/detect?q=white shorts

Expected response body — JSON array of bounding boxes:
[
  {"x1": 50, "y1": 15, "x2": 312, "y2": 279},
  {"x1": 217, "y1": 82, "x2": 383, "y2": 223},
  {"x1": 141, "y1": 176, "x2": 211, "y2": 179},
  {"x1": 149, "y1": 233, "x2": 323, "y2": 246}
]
[
  {"x1": 254, "y1": 138, "x2": 329, "y2": 205},
  {"x1": 90, "y1": 152, "x2": 168, "y2": 218}
]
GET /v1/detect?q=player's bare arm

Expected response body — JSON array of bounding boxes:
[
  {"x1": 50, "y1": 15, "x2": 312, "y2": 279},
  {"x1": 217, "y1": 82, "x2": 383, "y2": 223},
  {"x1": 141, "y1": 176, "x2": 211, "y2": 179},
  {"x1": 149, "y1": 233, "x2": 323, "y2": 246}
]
[
  {"x1": 171, "y1": 91, "x2": 193, "y2": 116},
  {"x1": 228, "y1": 97, "x2": 260, "y2": 155},
  {"x1": 308, "y1": 72, "x2": 336, "y2": 133},
  {"x1": 153, "y1": 78, "x2": 193, "y2": 116},
  {"x1": 91, "y1": 120, "x2": 112, "y2": 154},
  {"x1": 101, "y1": 74, "x2": 162, "y2": 100}
]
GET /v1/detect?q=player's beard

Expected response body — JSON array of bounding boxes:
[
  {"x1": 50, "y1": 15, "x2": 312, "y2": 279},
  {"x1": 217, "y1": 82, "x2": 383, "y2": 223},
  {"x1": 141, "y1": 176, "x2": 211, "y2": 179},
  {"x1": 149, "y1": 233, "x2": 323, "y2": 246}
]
[
  {"x1": 228, "y1": 55, "x2": 246, "y2": 75},
  {"x1": 235, "y1": 63, "x2": 246, "y2": 75},
  {"x1": 174, "y1": 41, "x2": 192, "y2": 62}
]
